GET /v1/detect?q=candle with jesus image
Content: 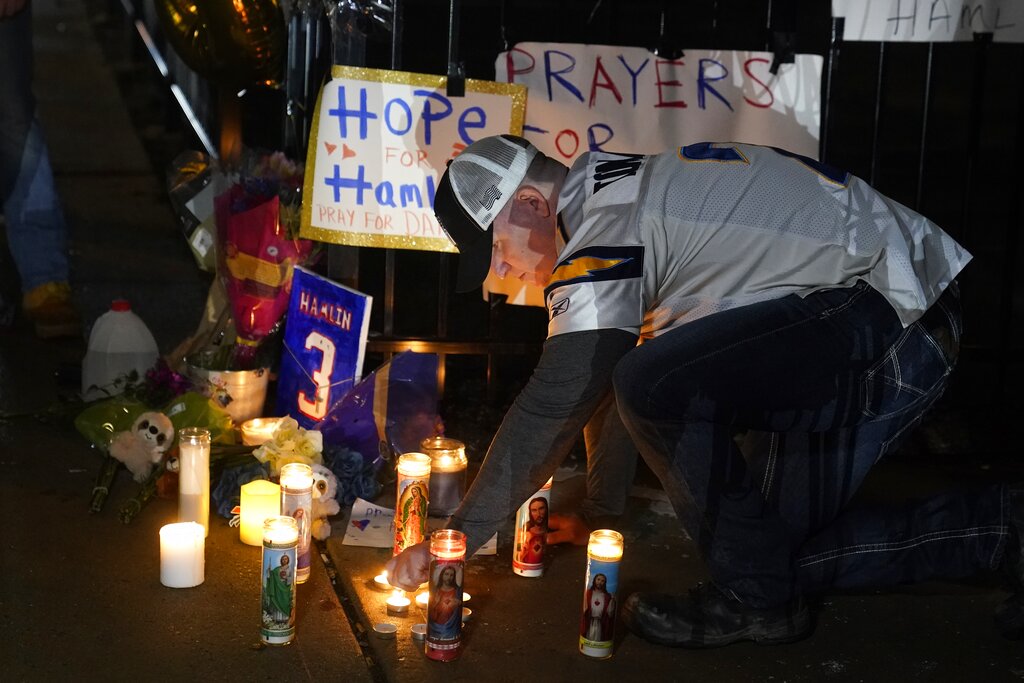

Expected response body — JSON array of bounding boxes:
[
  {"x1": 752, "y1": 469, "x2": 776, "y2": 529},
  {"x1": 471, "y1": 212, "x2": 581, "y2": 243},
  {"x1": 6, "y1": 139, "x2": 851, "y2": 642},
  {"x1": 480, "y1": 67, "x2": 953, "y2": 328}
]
[
  {"x1": 260, "y1": 516, "x2": 299, "y2": 645},
  {"x1": 394, "y1": 452, "x2": 431, "y2": 555},
  {"x1": 425, "y1": 529, "x2": 466, "y2": 661},
  {"x1": 513, "y1": 477, "x2": 553, "y2": 577},
  {"x1": 579, "y1": 529, "x2": 623, "y2": 659}
]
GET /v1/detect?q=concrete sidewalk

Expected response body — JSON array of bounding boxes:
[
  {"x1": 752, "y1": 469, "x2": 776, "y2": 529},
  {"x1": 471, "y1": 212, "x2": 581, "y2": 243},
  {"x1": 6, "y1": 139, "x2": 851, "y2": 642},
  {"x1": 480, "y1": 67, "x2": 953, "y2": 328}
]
[{"x1": 4, "y1": 0, "x2": 1024, "y2": 681}]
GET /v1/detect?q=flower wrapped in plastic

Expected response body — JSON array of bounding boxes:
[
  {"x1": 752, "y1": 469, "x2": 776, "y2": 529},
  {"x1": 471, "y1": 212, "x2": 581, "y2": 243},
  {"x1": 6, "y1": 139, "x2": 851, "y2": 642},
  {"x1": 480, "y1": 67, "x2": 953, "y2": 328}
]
[
  {"x1": 251, "y1": 416, "x2": 323, "y2": 476},
  {"x1": 214, "y1": 151, "x2": 315, "y2": 369},
  {"x1": 74, "y1": 361, "x2": 234, "y2": 517}
]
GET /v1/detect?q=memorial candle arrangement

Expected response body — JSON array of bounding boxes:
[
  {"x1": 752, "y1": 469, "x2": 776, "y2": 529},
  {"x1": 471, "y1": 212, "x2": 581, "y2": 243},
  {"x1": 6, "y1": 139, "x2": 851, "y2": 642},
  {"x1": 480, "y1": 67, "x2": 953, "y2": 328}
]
[
  {"x1": 579, "y1": 529, "x2": 623, "y2": 659},
  {"x1": 178, "y1": 427, "x2": 211, "y2": 536},
  {"x1": 394, "y1": 452, "x2": 431, "y2": 555},
  {"x1": 420, "y1": 437, "x2": 467, "y2": 517},
  {"x1": 240, "y1": 479, "x2": 281, "y2": 546},
  {"x1": 279, "y1": 463, "x2": 313, "y2": 583},
  {"x1": 260, "y1": 516, "x2": 299, "y2": 645},
  {"x1": 512, "y1": 477, "x2": 553, "y2": 577},
  {"x1": 159, "y1": 522, "x2": 205, "y2": 588},
  {"x1": 425, "y1": 529, "x2": 466, "y2": 662}
]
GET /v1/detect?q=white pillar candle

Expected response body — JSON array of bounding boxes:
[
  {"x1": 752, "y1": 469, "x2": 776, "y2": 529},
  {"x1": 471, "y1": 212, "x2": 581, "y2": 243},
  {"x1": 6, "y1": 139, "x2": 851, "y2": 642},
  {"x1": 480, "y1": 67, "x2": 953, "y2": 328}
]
[
  {"x1": 240, "y1": 417, "x2": 283, "y2": 446},
  {"x1": 159, "y1": 522, "x2": 205, "y2": 588},
  {"x1": 240, "y1": 480, "x2": 281, "y2": 546},
  {"x1": 178, "y1": 427, "x2": 210, "y2": 536}
]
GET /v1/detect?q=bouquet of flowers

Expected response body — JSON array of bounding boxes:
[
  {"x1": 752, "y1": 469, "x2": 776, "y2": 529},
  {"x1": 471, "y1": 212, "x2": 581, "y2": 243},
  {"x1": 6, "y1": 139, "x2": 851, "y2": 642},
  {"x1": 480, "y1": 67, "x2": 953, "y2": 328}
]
[
  {"x1": 74, "y1": 360, "x2": 234, "y2": 519},
  {"x1": 251, "y1": 416, "x2": 324, "y2": 476},
  {"x1": 214, "y1": 151, "x2": 316, "y2": 369}
]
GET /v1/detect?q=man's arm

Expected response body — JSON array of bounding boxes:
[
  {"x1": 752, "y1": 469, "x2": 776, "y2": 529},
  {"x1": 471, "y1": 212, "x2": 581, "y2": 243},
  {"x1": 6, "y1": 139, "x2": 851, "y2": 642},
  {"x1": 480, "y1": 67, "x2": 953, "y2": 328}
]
[{"x1": 386, "y1": 327, "x2": 637, "y2": 589}]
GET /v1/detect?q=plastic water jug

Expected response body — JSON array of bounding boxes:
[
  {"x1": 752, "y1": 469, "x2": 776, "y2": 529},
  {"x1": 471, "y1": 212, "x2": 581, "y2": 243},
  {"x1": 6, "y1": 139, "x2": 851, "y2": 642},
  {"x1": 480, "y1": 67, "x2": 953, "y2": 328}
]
[{"x1": 81, "y1": 300, "x2": 160, "y2": 400}]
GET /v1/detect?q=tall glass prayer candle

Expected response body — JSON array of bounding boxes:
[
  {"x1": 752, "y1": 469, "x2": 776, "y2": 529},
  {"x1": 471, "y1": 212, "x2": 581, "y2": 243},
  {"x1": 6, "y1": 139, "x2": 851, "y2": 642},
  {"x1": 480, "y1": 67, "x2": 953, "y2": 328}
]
[
  {"x1": 513, "y1": 477, "x2": 553, "y2": 577},
  {"x1": 240, "y1": 480, "x2": 280, "y2": 545},
  {"x1": 178, "y1": 427, "x2": 211, "y2": 536},
  {"x1": 260, "y1": 516, "x2": 299, "y2": 645},
  {"x1": 420, "y1": 437, "x2": 468, "y2": 516},
  {"x1": 279, "y1": 463, "x2": 313, "y2": 584},
  {"x1": 394, "y1": 452, "x2": 431, "y2": 556},
  {"x1": 159, "y1": 522, "x2": 205, "y2": 588},
  {"x1": 579, "y1": 529, "x2": 624, "y2": 659},
  {"x1": 425, "y1": 529, "x2": 466, "y2": 662}
]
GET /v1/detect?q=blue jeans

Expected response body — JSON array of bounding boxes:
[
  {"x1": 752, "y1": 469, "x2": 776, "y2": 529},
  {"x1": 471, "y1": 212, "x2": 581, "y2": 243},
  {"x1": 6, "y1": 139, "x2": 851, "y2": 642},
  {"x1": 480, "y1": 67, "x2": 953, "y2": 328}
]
[
  {"x1": 614, "y1": 282, "x2": 1006, "y2": 607},
  {"x1": 1, "y1": 5, "x2": 69, "y2": 291}
]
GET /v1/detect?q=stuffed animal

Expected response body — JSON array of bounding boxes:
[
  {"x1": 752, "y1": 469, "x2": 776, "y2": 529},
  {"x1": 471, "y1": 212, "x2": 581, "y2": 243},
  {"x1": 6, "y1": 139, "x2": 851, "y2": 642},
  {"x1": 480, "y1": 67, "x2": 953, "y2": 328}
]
[
  {"x1": 310, "y1": 463, "x2": 340, "y2": 540},
  {"x1": 109, "y1": 411, "x2": 175, "y2": 482}
]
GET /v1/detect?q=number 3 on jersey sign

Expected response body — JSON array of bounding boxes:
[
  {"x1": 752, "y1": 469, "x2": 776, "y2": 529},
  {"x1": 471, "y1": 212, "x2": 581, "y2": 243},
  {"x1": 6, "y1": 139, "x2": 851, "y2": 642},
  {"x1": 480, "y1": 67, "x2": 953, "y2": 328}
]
[{"x1": 276, "y1": 267, "x2": 372, "y2": 429}]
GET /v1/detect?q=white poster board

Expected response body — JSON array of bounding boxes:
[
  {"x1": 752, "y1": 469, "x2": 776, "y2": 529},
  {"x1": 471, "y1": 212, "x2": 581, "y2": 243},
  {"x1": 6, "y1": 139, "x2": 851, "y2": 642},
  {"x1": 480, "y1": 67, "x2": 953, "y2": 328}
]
[
  {"x1": 833, "y1": 0, "x2": 1024, "y2": 42},
  {"x1": 488, "y1": 43, "x2": 823, "y2": 306},
  {"x1": 300, "y1": 66, "x2": 527, "y2": 250}
]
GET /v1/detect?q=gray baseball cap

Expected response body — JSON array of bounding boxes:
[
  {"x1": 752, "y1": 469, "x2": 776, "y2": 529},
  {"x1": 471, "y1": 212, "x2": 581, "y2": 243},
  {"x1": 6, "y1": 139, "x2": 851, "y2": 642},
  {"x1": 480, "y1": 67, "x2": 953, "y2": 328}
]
[{"x1": 433, "y1": 135, "x2": 539, "y2": 292}]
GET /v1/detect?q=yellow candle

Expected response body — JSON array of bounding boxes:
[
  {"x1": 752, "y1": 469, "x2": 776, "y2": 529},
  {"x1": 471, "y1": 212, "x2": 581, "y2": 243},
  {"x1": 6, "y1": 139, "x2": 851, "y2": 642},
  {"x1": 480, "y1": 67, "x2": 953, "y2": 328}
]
[
  {"x1": 240, "y1": 480, "x2": 281, "y2": 546},
  {"x1": 240, "y1": 417, "x2": 283, "y2": 446}
]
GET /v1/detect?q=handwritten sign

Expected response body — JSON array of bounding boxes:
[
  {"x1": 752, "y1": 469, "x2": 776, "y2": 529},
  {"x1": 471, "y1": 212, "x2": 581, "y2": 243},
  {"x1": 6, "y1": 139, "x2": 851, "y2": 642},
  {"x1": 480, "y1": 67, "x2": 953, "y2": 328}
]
[
  {"x1": 497, "y1": 43, "x2": 823, "y2": 164},
  {"x1": 300, "y1": 66, "x2": 527, "y2": 250},
  {"x1": 487, "y1": 43, "x2": 823, "y2": 306},
  {"x1": 833, "y1": 0, "x2": 1024, "y2": 42}
]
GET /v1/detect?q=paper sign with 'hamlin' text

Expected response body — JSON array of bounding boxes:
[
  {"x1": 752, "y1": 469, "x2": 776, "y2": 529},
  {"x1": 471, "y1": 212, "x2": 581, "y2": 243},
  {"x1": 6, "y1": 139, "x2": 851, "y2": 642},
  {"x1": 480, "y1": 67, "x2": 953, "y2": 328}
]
[{"x1": 300, "y1": 66, "x2": 527, "y2": 251}]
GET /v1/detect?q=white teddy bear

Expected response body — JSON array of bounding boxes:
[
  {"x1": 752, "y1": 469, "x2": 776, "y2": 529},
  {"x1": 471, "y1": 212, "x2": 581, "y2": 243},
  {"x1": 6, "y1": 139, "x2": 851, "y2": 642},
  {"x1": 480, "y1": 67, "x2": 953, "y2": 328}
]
[
  {"x1": 310, "y1": 463, "x2": 340, "y2": 540},
  {"x1": 109, "y1": 411, "x2": 175, "y2": 482}
]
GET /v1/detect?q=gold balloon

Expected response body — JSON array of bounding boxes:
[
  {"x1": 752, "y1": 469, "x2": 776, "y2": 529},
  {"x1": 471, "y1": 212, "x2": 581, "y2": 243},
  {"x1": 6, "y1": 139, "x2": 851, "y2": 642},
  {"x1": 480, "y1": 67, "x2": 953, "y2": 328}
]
[{"x1": 155, "y1": 0, "x2": 285, "y2": 89}]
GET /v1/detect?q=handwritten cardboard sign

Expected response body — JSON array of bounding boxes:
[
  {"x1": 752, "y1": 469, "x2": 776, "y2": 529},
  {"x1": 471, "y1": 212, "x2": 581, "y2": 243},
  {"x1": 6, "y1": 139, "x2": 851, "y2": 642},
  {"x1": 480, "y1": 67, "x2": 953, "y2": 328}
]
[
  {"x1": 833, "y1": 0, "x2": 1024, "y2": 43},
  {"x1": 497, "y1": 43, "x2": 823, "y2": 164},
  {"x1": 300, "y1": 66, "x2": 527, "y2": 250},
  {"x1": 486, "y1": 43, "x2": 823, "y2": 306}
]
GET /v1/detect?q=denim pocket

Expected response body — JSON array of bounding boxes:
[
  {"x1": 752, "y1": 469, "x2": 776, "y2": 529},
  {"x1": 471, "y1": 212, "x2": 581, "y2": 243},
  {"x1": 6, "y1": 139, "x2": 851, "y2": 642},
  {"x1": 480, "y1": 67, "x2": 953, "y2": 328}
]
[{"x1": 861, "y1": 322, "x2": 952, "y2": 420}]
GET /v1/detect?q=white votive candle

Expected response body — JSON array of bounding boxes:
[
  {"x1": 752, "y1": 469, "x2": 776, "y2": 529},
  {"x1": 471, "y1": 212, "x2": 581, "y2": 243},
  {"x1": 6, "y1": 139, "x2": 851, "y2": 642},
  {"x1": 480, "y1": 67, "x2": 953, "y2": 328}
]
[
  {"x1": 241, "y1": 417, "x2": 283, "y2": 446},
  {"x1": 159, "y1": 522, "x2": 205, "y2": 588},
  {"x1": 386, "y1": 590, "x2": 411, "y2": 616}
]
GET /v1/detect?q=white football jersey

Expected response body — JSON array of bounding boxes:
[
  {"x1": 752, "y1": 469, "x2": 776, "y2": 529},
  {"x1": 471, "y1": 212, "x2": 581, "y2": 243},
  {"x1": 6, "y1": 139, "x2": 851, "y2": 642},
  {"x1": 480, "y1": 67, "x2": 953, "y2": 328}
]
[{"x1": 546, "y1": 143, "x2": 972, "y2": 339}]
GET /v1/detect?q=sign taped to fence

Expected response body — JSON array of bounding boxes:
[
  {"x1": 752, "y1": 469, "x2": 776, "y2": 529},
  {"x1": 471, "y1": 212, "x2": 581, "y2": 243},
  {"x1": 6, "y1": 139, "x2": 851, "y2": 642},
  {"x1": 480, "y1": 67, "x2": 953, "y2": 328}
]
[
  {"x1": 300, "y1": 66, "x2": 527, "y2": 250},
  {"x1": 833, "y1": 0, "x2": 1024, "y2": 43},
  {"x1": 497, "y1": 43, "x2": 823, "y2": 165},
  {"x1": 486, "y1": 42, "x2": 822, "y2": 306}
]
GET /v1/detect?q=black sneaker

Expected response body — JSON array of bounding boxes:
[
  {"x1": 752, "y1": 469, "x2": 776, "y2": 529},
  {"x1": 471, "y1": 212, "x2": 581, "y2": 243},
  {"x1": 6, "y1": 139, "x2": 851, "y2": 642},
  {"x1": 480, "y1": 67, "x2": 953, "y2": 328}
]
[{"x1": 622, "y1": 582, "x2": 813, "y2": 648}]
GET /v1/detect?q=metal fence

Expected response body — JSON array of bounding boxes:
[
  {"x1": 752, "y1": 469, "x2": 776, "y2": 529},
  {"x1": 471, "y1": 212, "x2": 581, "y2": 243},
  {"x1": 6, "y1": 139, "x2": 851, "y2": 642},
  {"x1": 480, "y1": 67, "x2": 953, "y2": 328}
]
[{"x1": 127, "y1": 0, "x2": 1024, "y2": 450}]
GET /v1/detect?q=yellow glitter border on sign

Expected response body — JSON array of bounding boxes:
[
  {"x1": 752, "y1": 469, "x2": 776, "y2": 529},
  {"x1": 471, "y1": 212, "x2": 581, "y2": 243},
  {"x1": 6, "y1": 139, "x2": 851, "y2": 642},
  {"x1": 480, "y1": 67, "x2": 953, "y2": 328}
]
[{"x1": 300, "y1": 66, "x2": 527, "y2": 252}]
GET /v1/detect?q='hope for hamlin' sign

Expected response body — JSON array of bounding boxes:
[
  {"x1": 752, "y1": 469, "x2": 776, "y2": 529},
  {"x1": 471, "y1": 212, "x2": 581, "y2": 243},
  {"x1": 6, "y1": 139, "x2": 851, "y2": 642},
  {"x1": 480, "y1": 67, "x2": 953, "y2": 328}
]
[{"x1": 300, "y1": 66, "x2": 526, "y2": 251}]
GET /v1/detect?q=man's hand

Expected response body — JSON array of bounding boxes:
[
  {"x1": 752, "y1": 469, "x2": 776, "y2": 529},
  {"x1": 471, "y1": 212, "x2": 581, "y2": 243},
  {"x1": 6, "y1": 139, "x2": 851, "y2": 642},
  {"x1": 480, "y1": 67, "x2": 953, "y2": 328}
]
[
  {"x1": 0, "y1": 0, "x2": 28, "y2": 19},
  {"x1": 384, "y1": 541, "x2": 431, "y2": 590},
  {"x1": 546, "y1": 512, "x2": 591, "y2": 546}
]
